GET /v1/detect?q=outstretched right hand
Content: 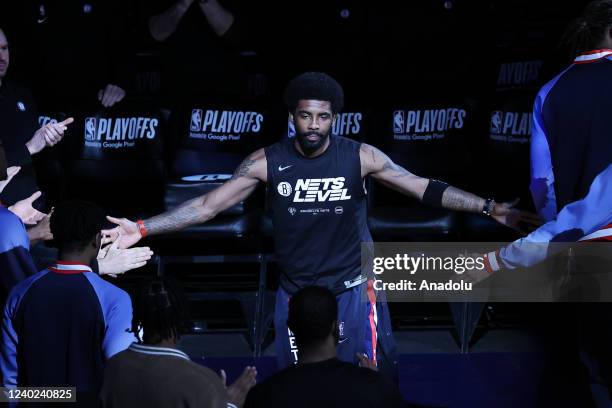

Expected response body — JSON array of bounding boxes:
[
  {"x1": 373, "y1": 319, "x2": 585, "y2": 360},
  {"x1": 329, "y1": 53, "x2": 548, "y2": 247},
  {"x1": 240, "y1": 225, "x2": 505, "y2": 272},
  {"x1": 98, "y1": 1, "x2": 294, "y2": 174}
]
[{"x1": 101, "y1": 216, "x2": 142, "y2": 249}]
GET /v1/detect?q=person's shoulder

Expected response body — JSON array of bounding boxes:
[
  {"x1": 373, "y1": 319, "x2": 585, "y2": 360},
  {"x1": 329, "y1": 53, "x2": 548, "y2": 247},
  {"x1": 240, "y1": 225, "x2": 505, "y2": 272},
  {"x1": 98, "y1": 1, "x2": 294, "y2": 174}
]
[
  {"x1": 334, "y1": 135, "x2": 362, "y2": 152},
  {"x1": 172, "y1": 360, "x2": 227, "y2": 397},
  {"x1": 5, "y1": 269, "x2": 50, "y2": 311},
  {"x1": 84, "y1": 273, "x2": 131, "y2": 302},
  {"x1": 335, "y1": 360, "x2": 388, "y2": 383},
  {"x1": 536, "y1": 64, "x2": 576, "y2": 104},
  {"x1": 334, "y1": 134, "x2": 359, "y2": 145},
  {"x1": 264, "y1": 138, "x2": 289, "y2": 154},
  {"x1": 104, "y1": 347, "x2": 133, "y2": 368},
  {"x1": 0, "y1": 207, "x2": 27, "y2": 244}
]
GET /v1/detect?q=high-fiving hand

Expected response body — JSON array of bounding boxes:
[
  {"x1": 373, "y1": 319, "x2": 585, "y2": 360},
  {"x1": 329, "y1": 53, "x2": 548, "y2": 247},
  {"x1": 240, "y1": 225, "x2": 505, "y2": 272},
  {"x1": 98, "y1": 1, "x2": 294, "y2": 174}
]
[
  {"x1": 491, "y1": 199, "x2": 542, "y2": 235},
  {"x1": 8, "y1": 191, "x2": 46, "y2": 225},
  {"x1": 101, "y1": 216, "x2": 142, "y2": 249},
  {"x1": 97, "y1": 234, "x2": 154, "y2": 278}
]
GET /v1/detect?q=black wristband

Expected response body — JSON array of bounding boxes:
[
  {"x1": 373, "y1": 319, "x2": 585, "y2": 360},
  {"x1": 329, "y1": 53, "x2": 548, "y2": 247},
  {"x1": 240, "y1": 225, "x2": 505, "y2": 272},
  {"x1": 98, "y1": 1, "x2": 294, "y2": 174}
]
[{"x1": 422, "y1": 179, "x2": 449, "y2": 207}]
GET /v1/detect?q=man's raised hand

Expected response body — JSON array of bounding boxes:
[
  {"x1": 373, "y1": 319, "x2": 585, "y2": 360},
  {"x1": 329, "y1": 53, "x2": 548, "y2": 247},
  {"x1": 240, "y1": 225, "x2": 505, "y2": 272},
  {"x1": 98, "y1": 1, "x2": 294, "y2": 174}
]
[
  {"x1": 98, "y1": 84, "x2": 126, "y2": 108},
  {"x1": 8, "y1": 191, "x2": 46, "y2": 224},
  {"x1": 26, "y1": 117, "x2": 74, "y2": 155}
]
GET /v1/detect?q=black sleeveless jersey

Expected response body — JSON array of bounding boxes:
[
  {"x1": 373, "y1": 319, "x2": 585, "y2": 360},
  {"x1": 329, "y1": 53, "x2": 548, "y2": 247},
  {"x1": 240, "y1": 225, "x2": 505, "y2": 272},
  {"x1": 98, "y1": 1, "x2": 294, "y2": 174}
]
[{"x1": 265, "y1": 136, "x2": 372, "y2": 295}]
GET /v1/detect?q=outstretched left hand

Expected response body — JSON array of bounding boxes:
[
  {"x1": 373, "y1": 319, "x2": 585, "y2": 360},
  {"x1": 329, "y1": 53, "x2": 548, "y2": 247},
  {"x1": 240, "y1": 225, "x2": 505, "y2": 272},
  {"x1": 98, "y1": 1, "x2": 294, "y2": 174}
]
[
  {"x1": 8, "y1": 191, "x2": 46, "y2": 225},
  {"x1": 490, "y1": 199, "x2": 542, "y2": 235}
]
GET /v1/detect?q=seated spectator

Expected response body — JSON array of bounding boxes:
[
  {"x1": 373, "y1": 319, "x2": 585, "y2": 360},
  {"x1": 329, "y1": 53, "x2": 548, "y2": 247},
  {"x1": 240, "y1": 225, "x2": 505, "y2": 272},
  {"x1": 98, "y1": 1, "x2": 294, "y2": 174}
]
[
  {"x1": 0, "y1": 201, "x2": 141, "y2": 400},
  {"x1": 244, "y1": 286, "x2": 405, "y2": 408},
  {"x1": 99, "y1": 277, "x2": 257, "y2": 408},
  {"x1": 0, "y1": 27, "x2": 73, "y2": 205},
  {"x1": 147, "y1": 0, "x2": 249, "y2": 104},
  {"x1": 5, "y1": 3, "x2": 130, "y2": 111}
]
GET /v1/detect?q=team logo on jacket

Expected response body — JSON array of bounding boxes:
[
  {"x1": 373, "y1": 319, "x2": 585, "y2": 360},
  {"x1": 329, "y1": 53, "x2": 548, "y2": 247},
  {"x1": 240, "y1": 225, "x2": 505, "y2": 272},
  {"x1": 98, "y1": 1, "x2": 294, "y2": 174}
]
[{"x1": 278, "y1": 178, "x2": 351, "y2": 202}]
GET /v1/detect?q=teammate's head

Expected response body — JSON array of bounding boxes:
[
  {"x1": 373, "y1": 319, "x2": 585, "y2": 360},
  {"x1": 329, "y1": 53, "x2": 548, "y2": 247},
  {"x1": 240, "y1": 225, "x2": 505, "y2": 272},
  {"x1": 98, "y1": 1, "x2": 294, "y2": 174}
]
[
  {"x1": 0, "y1": 28, "x2": 9, "y2": 80},
  {"x1": 561, "y1": 0, "x2": 612, "y2": 58},
  {"x1": 287, "y1": 286, "x2": 339, "y2": 350},
  {"x1": 284, "y1": 72, "x2": 344, "y2": 156},
  {"x1": 132, "y1": 277, "x2": 189, "y2": 345},
  {"x1": 50, "y1": 200, "x2": 105, "y2": 260}
]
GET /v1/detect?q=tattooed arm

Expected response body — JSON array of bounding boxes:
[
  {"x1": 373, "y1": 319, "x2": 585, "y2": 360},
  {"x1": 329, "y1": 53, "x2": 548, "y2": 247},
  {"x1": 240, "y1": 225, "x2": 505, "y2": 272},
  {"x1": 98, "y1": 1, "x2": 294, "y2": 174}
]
[
  {"x1": 361, "y1": 143, "x2": 486, "y2": 212},
  {"x1": 101, "y1": 149, "x2": 267, "y2": 248},
  {"x1": 360, "y1": 144, "x2": 539, "y2": 231}
]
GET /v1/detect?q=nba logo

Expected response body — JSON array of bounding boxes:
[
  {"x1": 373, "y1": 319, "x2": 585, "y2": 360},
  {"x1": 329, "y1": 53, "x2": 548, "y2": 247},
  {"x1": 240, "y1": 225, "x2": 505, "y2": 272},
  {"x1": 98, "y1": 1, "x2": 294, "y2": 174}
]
[
  {"x1": 190, "y1": 109, "x2": 203, "y2": 132},
  {"x1": 393, "y1": 111, "x2": 405, "y2": 134},
  {"x1": 84, "y1": 117, "x2": 97, "y2": 141},
  {"x1": 490, "y1": 111, "x2": 503, "y2": 134}
]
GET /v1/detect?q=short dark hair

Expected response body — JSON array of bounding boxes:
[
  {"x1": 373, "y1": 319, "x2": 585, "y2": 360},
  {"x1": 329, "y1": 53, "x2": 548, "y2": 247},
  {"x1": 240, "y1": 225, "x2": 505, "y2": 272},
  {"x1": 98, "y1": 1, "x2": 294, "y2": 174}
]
[
  {"x1": 284, "y1": 72, "x2": 344, "y2": 114},
  {"x1": 561, "y1": 0, "x2": 612, "y2": 58},
  {"x1": 287, "y1": 286, "x2": 338, "y2": 348},
  {"x1": 132, "y1": 277, "x2": 189, "y2": 345},
  {"x1": 50, "y1": 200, "x2": 105, "y2": 253}
]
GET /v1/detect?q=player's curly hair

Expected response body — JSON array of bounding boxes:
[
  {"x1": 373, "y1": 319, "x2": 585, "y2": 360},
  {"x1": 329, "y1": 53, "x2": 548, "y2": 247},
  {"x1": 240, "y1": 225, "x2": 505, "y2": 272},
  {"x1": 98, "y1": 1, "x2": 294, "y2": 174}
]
[
  {"x1": 50, "y1": 200, "x2": 105, "y2": 252},
  {"x1": 287, "y1": 286, "x2": 338, "y2": 348},
  {"x1": 284, "y1": 72, "x2": 344, "y2": 114},
  {"x1": 561, "y1": 0, "x2": 612, "y2": 58},
  {"x1": 132, "y1": 277, "x2": 189, "y2": 345}
]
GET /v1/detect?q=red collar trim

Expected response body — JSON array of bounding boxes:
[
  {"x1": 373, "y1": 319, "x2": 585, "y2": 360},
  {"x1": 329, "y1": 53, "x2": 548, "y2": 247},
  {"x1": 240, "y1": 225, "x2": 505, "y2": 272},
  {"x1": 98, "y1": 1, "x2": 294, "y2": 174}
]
[
  {"x1": 50, "y1": 262, "x2": 92, "y2": 274},
  {"x1": 574, "y1": 49, "x2": 612, "y2": 64}
]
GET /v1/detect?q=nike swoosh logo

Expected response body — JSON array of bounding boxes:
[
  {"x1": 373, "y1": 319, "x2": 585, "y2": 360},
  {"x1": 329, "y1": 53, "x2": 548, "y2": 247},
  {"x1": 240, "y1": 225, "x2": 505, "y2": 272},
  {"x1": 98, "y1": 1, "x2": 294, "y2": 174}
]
[
  {"x1": 338, "y1": 338, "x2": 348, "y2": 344},
  {"x1": 37, "y1": 17, "x2": 48, "y2": 23},
  {"x1": 278, "y1": 165, "x2": 292, "y2": 172}
]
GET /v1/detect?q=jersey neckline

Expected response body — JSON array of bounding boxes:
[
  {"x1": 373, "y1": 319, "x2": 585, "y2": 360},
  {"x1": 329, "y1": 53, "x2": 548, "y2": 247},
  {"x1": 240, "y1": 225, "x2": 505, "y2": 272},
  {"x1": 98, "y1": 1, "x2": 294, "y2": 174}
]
[{"x1": 573, "y1": 49, "x2": 612, "y2": 64}]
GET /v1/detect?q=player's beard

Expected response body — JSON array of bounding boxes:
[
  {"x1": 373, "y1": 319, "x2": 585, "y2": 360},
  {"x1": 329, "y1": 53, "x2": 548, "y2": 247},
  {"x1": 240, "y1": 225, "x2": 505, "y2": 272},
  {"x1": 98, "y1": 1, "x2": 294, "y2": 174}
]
[{"x1": 296, "y1": 129, "x2": 330, "y2": 156}]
